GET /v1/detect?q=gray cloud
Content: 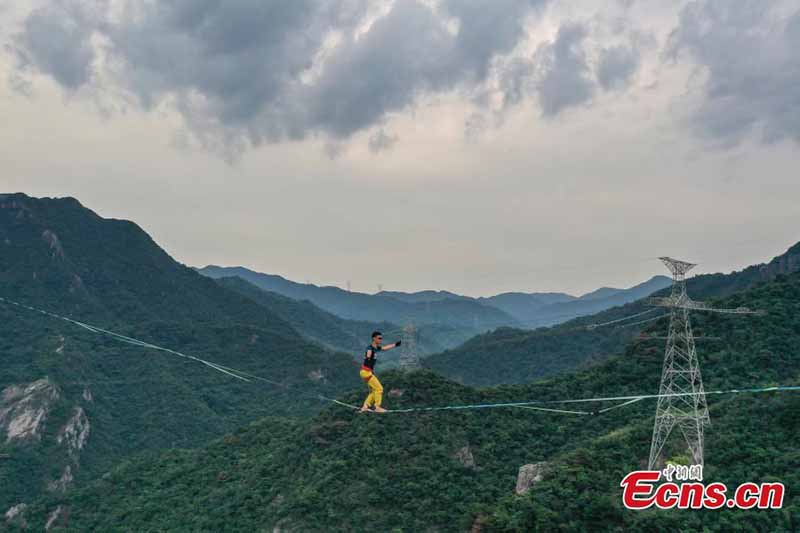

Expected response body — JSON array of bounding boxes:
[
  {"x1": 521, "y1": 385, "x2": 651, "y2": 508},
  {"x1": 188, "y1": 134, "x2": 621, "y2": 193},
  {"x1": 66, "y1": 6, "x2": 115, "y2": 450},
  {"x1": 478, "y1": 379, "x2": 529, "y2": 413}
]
[
  {"x1": 464, "y1": 111, "x2": 489, "y2": 140},
  {"x1": 14, "y1": 0, "x2": 798, "y2": 156},
  {"x1": 368, "y1": 129, "x2": 398, "y2": 153},
  {"x1": 8, "y1": 0, "x2": 651, "y2": 154},
  {"x1": 8, "y1": 0, "x2": 561, "y2": 153},
  {"x1": 597, "y1": 44, "x2": 640, "y2": 90},
  {"x1": 498, "y1": 56, "x2": 535, "y2": 109},
  {"x1": 492, "y1": 18, "x2": 645, "y2": 118},
  {"x1": 670, "y1": 0, "x2": 800, "y2": 145},
  {"x1": 443, "y1": 0, "x2": 547, "y2": 79},
  {"x1": 534, "y1": 23, "x2": 594, "y2": 116},
  {"x1": 104, "y1": 0, "x2": 332, "y2": 128},
  {"x1": 13, "y1": 2, "x2": 96, "y2": 89},
  {"x1": 301, "y1": 0, "x2": 458, "y2": 139}
]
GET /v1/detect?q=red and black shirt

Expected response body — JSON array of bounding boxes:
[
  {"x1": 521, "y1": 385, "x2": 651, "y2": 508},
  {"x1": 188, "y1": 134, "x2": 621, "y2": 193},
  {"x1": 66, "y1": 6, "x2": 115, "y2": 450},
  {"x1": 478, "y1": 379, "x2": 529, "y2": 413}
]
[{"x1": 363, "y1": 344, "x2": 382, "y2": 371}]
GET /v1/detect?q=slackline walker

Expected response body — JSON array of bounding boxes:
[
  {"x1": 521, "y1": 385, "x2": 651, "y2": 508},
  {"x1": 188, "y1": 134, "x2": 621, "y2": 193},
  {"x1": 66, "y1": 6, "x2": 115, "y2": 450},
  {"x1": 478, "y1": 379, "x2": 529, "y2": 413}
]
[
  {"x1": 1, "y1": 296, "x2": 798, "y2": 417},
  {"x1": 358, "y1": 331, "x2": 401, "y2": 413}
]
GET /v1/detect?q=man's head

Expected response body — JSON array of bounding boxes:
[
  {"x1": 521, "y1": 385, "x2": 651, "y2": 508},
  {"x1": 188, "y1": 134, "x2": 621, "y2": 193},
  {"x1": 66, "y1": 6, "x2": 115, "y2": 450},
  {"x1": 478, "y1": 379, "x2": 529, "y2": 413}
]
[{"x1": 371, "y1": 331, "x2": 383, "y2": 346}]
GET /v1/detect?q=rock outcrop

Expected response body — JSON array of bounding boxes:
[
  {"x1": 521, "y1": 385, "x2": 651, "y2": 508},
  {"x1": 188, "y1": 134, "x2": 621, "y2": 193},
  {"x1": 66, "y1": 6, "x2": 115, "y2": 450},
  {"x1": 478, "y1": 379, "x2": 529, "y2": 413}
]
[
  {"x1": 470, "y1": 513, "x2": 488, "y2": 532},
  {"x1": 0, "y1": 379, "x2": 60, "y2": 443},
  {"x1": 55, "y1": 335, "x2": 65, "y2": 355},
  {"x1": 46, "y1": 406, "x2": 91, "y2": 492},
  {"x1": 454, "y1": 444, "x2": 476, "y2": 469},
  {"x1": 515, "y1": 462, "x2": 547, "y2": 495},
  {"x1": 45, "y1": 506, "x2": 65, "y2": 531},
  {"x1": 48, "y1": 465, "x2": 74, "y2": 493},
  {"x1": 57, "y1": 407, "x2": 90, "y2": 458},
  {"x1": 5, "y1": 503, "x2": 28, "y2": 529},
  {"x1": 41, "y1": 230, "x2": 65, "y2": 261}
]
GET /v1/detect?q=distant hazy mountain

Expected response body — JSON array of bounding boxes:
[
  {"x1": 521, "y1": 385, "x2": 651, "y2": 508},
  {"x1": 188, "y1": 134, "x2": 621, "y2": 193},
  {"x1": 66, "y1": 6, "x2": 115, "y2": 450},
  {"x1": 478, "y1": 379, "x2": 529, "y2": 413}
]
[
  {"x1": 379, "y1": 280, "x2": 672, "y2": 327},
  {"x1": 482, "y1": 291, "x2": 575, "y2": 307},
  {"x1": 215, "y1": 276, "x2": 473, "y2": 359},
  {"x1": 198, "y1": 266, "x2": 670, "y2": 331},
  {"x1": 520, "y1": 275, "x2": 672, "y2": 327},
  {"x1": 377, "y1": 290, "x2": 471, "y2": 303},
  {"x1": 577, "y1": 286, "x2": 622, "y2": 301},
  {"x1": 475, "y1": 276, "x2": 671, "y2": 327},
  {"x1": 477, "y1": 292, "x2": 574, "y2": 321},
  {"x1": 197, "y1": 266, "x2": 518, "y2": 333}
]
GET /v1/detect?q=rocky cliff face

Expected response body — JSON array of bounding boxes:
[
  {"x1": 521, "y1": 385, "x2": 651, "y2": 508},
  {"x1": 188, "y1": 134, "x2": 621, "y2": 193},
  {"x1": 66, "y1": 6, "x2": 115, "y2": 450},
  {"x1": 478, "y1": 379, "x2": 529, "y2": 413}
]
[
  {"x1": 454, "y1": 444, "x2": 476, "y2": 469},
  {"x1": 57, "y1": 407, "x2": 90, "y2": 459},
  {"x1": 761, "y1": 243, "x2": 800, "y2": 278},
  {"x1": 0, "y1": 379, "x2": 60, "y2": 443},
  {"x1": 0, "y1": 378, "x2": 89, "y2": 458},
  {"x1": 48, "y1": 406, "x2": 91, "y2": 495},
  {"x1": 1, "y1": 378, "x2": 92, "y2": 526},
  {"x1": 515, "y1": 462, "x2": 547, "y2": 495},
  {"x1": 41, "y1": 230, "x2": 65, "y2": 261},
  {"x1": 5, "y1": 503, "x2": 28, "y2": 529}
]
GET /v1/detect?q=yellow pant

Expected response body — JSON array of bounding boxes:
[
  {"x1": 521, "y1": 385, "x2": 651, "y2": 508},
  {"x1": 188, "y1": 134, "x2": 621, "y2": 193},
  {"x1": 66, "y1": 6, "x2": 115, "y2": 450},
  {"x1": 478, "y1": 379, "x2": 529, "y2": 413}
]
[{"x1": 359, "y1": 370, "x2": 383, "y2": 408}]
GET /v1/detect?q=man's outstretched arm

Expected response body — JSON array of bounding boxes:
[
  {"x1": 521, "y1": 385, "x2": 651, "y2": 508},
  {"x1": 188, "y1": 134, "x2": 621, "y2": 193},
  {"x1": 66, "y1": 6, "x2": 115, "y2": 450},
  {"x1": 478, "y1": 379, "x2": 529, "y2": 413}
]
[{"x1": 382, "y1": 340, "x2": 402, "y2": 351}]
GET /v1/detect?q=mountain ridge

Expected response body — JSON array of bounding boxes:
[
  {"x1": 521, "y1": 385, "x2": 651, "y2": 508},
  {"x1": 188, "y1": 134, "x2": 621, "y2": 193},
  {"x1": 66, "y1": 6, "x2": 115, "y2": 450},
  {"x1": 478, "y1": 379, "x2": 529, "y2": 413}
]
[{"x1": 197, "y1": 265, "x2": 671, "y2": 331}]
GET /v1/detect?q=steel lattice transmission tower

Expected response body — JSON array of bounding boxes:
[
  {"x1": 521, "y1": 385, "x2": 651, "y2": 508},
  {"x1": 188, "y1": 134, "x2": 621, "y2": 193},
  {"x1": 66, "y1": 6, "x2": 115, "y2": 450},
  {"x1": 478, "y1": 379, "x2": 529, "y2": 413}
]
[
  {"x1": 647, "y1": 257, "x2": 760, "y2": 469},
  {"x1": 399, "y1": 323, "x2": 421, "y2": 370},
  {"x1": 648, "y1": 258, "x2": 708, "y2": 468}
]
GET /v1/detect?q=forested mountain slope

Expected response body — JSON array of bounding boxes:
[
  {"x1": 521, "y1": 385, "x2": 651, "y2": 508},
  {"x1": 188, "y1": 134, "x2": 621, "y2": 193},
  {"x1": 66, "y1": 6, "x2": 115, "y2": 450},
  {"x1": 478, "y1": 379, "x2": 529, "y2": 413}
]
[
  {"x1": 425, "y1": 242, "x2": 800, "y2": 386},
  {"x1": 482, "y1": 272, "x2": 800, "y2": 531},
  {"x1": 23, "y1": 271, "x2": 800, "y2": 531},
  {"x1": 0, "y1": 194, "x2": 358, "y2": 519}
]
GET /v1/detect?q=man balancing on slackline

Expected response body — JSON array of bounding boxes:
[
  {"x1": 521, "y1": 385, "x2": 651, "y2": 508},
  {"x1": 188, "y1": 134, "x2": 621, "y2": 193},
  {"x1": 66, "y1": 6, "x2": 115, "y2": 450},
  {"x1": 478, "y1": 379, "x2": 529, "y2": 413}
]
[{"x1": 359, "y1": 331, "x2": 401, "y2": 413}]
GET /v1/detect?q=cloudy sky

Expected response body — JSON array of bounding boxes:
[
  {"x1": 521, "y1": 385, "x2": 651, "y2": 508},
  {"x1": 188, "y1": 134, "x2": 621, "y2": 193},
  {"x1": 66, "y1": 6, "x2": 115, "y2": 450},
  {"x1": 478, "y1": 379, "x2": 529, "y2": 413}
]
[{"x1": 1, "y1": 0, "x2": 799, "y2": 296}]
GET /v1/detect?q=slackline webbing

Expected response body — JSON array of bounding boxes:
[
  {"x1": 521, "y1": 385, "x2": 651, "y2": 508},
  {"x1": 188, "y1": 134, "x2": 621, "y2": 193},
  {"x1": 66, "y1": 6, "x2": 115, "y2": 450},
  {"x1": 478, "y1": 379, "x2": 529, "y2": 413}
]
[{"x1": 2, "y1": 296, "x2": 798, "y2": 417}]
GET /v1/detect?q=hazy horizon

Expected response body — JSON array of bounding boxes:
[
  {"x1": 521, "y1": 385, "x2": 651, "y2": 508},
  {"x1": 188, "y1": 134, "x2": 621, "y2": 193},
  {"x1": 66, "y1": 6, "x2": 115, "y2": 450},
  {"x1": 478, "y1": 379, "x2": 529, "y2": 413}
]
[{"x1": 196, "y1": 261, "x2": 678, "y2": 299}]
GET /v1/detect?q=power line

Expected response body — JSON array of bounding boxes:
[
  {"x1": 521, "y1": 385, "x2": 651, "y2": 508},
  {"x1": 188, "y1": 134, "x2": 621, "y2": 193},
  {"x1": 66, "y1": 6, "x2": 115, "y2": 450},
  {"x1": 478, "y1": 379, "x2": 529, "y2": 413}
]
[
  {"x1": 585, "y1": 308, "x2": 658, "y2": 330},
  {"x1": 614, "y1": 314, "x2": 669, "y2": 329}
]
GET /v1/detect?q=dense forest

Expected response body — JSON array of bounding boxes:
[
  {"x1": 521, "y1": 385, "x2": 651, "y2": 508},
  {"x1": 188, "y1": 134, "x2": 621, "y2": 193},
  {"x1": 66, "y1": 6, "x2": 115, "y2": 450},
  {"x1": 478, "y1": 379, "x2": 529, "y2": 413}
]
[{"x1": 18, "y1": 270, "x2": 800, "y2": 531}]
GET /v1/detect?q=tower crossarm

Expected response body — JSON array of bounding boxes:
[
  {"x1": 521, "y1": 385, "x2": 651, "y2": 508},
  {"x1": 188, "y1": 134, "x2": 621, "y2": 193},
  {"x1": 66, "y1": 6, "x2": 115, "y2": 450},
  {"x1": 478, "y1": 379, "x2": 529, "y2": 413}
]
[
  {"x1": 659, "y1": 257, "x2": 697, "y2": 277},
  {"x1": 647, "y1": 297, "x2": 762, "y2": 315}
]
